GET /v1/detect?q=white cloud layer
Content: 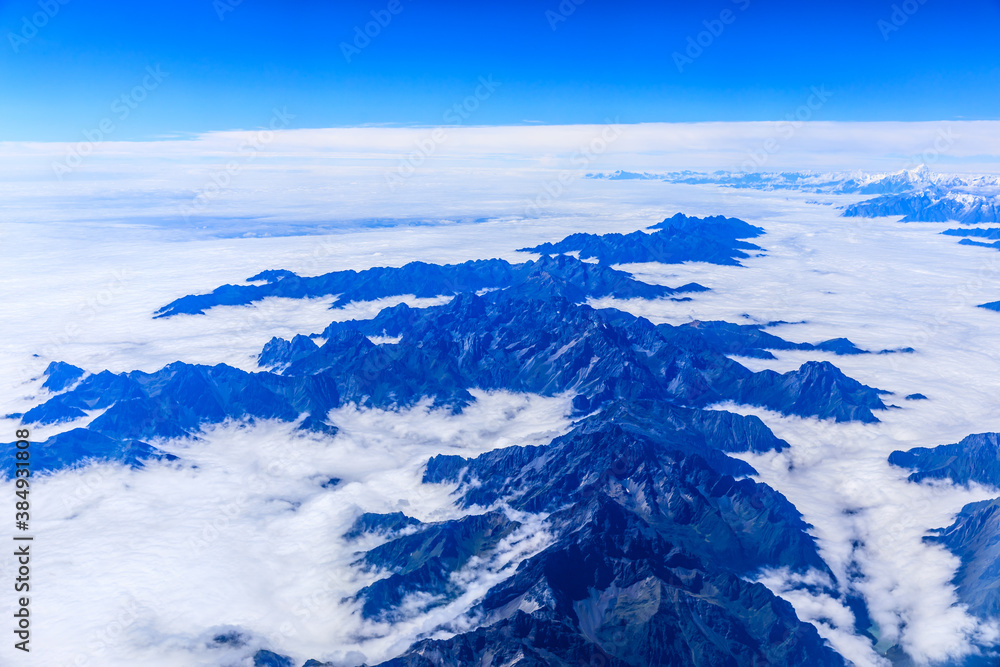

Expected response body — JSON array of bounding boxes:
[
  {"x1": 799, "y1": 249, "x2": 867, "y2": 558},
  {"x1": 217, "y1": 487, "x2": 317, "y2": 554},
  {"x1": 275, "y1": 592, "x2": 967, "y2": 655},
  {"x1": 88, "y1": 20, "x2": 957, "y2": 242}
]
[
  {"x1": 0, "y1": 393, "x2": 574, "y2": 666},
  {"x1": 1, "y1": 121, "x2": 999, "y2": 230},
  {"x1": 4, "y1": 123, "x2": 1000, "y2": 665}
]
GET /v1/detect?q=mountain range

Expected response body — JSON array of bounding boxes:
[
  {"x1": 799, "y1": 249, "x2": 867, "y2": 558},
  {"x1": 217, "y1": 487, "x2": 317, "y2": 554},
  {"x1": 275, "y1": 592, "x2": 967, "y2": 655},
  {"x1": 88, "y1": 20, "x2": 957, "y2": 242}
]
[{"x1": 14, "y1": 214, "x2": 928, "y2": 665}]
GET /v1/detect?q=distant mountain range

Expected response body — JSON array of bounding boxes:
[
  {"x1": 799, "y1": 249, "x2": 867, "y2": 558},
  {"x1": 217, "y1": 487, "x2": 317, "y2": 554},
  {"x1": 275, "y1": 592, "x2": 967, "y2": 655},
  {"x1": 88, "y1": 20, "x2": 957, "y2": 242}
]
[
  {"x1": 589, "y1": 167, "x2": 1000, "y2": 225},
  {"x1": 518, "y1": 213, "x2": 765, "y2": 266},
  {"x1": 592, "y1": 170, "x2": 1000, "y2": 316},
  {"x1": 843, "y1": 190, "x2": 1000, "y2": 224}
]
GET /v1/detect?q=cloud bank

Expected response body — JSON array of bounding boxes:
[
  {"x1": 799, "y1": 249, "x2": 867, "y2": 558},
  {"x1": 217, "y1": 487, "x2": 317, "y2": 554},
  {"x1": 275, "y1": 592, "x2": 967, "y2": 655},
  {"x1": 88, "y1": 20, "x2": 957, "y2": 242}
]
[
  {"x1": 5, "y1": 123, "x2": 1000, "y2": 664},
  {"x1": 0, "y1": 392, "x2": 573, "y2": 666}
]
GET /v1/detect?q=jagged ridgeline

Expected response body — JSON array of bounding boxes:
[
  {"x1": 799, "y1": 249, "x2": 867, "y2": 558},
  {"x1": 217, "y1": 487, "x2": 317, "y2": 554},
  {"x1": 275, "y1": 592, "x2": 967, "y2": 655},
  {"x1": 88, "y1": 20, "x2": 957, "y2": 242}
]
[
  {"x1": 591, "y1": 168, "x2": 1000, "y2": 225},
  {"x1": 14, "y1": 214, "x2": 903, "y2": 666},
  {"x1": 891, "y1": 434, "x2": 1000, "y2": 628},
  {"x1": 152, "y1": 213, "x2": 762, "y2": 318}
]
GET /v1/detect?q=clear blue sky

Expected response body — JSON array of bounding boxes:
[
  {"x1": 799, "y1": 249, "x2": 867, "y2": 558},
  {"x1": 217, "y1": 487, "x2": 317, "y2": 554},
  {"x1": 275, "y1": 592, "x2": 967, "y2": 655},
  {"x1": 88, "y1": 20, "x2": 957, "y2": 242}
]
[{"x1": 1, "y1": 0, "x2": 998, "y2": 140}]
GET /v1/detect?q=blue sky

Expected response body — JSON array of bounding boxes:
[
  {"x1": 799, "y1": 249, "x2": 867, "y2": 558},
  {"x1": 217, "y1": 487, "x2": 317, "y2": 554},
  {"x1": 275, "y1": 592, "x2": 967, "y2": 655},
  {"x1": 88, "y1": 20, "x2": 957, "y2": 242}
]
[{"x1": 1, "y1": 0, "x2": 998, "y2": 140}]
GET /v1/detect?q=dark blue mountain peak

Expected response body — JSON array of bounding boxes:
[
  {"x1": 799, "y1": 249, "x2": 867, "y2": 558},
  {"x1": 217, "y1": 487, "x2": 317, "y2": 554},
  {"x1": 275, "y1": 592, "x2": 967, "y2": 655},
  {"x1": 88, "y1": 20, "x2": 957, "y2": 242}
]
[
  {"x1": 373, "y1": 492, "x2": 846, "y2": 667},
  {"x1": 257, "y1": 287, "x2": 887, "y2": 425},
  {"x1": 926, "y1": 498, "x2": 1000, "y2": 622},
  {"x1": 423, "y1": 400, "x2": 827, "y2": 576},
  {"x1": 210, "y1": 629, "x2": 249, "y2": 646},
  {"x1": 344, "y1": 512, "x2": 423, "y2": 541},
  {"x1": 10, "y1": 360, "x2": 341, "y2": 475},
  {"x1": 845, "y1": 190, "x2": 1000, "y2": 224},
  {"x1": 0, "y1": 428, "x2": 177, "y2": 475},
  {"x1": 890, "y1": 432, "x2": 1000, "y2": 487},
  {"x1": 943, "y1": 227, "x2": 1000, "y2": 240},
  {"x1": 41, "y1": 361, "x2": 86, "y2": 393},
  {"x1": 518, "y1": 213, "x2": 764, "y2": 267},
  {"x1": 676, "y1": 320, "x2": 878, "y2": 359},
  {"x1": 247, "y1": 269, "x2": 298, "y2": 283},
  {"x1": 887, "y1": 431, "x2": 1000, "y2": 627},
  {"x1": 354, "y1": 509, "x2": 520, "y2": 620},
  {"x1": 154, "y1": 253, "x2": 705, "y2": 319},
  {"x1": 259, "y1": 334, "x2": 321, "y2": 370},
  {"x1": 647, "y1": 212, "x2": 765, "y2": 237},
  {"x1": 252, "y1": 649, "x2": 294, "y2": 667}
]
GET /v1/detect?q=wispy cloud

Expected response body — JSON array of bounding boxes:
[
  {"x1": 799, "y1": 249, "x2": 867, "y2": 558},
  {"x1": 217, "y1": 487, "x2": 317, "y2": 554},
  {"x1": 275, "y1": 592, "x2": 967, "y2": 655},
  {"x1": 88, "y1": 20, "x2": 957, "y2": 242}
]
[
  {"x1": 2, "y1": 122, "x2": 1000, "y2": 230},
  {"x1": 1, "y1": 393, "x2": 573, "y2": 666}
]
